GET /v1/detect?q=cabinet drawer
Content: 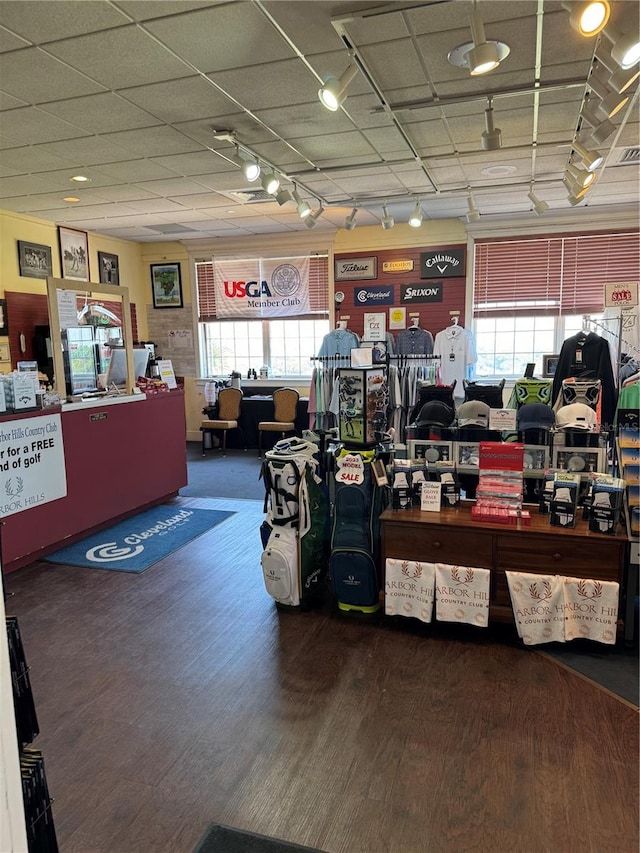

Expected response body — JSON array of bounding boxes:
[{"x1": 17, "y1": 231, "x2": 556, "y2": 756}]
[
  {"x1": 495, "y1": 534, "x2": 623, "y2": 581},
  {"x1": 384, "y1": 525, "x2": 493, "y2": 568}
]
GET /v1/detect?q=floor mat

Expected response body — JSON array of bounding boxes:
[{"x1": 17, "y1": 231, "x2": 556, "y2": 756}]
[
  {"x1": 43, "y1": 506, "x2": 235, "y2": 573},
  {"x1": 193, "y1": 824, "x2": 324, "y2": 853}
]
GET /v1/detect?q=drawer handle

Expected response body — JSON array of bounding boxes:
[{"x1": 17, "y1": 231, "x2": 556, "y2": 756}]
[
  {"x1": 432, "y1": 540, "x2": 441, "y2": 549},
  {"x1": 552, "y1": 552, "x2": 562, "y2": 561}
]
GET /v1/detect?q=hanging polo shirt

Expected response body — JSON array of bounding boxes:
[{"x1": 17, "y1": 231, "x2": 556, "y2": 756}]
[
  {"x1": 395, "y1": 326, "x2": 434, "y2": 356},
  {"x1": 433, "y1": 325, "x2": 475, "y2": 388}
]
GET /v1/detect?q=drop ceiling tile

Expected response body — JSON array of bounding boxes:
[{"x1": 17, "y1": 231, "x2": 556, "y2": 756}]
[
  {"x1": 100, "y1": 126, "x2": 205, "y2": 158},
  {"x1": 0, "y1": 106, "x2": 90, "y2": 145},
  {"x1": 0, "y1": 1, "x2": 131, "y2": 42},
  {"x1": 151, "y1": 151, "x2": 235, "y2": 178},
  {"x1": 0, "y1": 146, "x2": 77, "y2": 173},
  {"x1": 98, "y1": 159, "x2": 181, "y2": 182},
  {"x1": 37, "y1": 136, "x2": 140, "y2": 165},
  {"x1": 0, "y1": 92, "x2": 28, "y2": 110},
  {"x1": 122, "y1": 76, "x2": 237, "y2": 125},
  {"x1": 0, "y1": 25, "x2": 30, "y2": 52},
  {"x1": 0, "y1": 173, "x2": 67, "y2": 197},
  {"x1": 116, "y1": 2, "x2": 222, "y2": 21},
  {"x1": 144, "y1": 3, "x2": 294, "y2": 73},
  {"x1": 206, "y1": 58, "x2": 316, "y2": 112},
  {"x1": 41, "y1": 92, "x2": 163, "y2": 134},
  {"x1": 120, "y1": 197, "x2": 194, "y2": 214},
  {"x1": 0, "y1": 48, "x2": 106, "y2": 102},
  {"x1": 253, "y1": 102, "x2": 355, "y2": 141},
  {"x1": 45, "y1": 26, "x2": 194, "y2": 89},
  {"x1": 134, "y1": 176, "x2": 217, "y2": 197}
]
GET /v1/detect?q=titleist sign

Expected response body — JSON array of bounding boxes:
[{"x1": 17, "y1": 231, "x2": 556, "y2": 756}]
[{"x1": 335, "y1": 256, "x2": 377, "y2": 281}]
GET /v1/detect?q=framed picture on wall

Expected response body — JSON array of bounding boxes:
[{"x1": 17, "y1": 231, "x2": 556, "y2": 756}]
[
  {"x1": 58, "y1": 226, "x2": 89, "y2": 281},
  {"x1": 98, "y1": 251, "x2": 120, "y2": 285},
  {"x1": 0, "y1": 299, "x2": 8, "y2": 336},
  {"x1": 17, "y1": 240, "x2": 53, "y2": 279},
  {"x1": 151, "y1": 263, "x2": 183, "y2": 309}
]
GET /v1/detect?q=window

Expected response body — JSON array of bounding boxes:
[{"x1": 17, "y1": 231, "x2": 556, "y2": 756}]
[
  {"x1": 196, "y1": 255, "x2": 329, "y2": 378},
  {"x1": 473, "y1": 231, "x2": 639, "y2": 379}
]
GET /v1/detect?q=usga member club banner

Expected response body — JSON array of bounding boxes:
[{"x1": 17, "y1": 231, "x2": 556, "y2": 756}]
[{"x1": 214, "y1": 257, "x2": 310, "y2": 318}]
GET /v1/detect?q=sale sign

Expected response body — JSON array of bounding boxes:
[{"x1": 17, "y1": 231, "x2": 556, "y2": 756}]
[{"x1": 604, "y1": 281, "x2": 638, "y2": 308}]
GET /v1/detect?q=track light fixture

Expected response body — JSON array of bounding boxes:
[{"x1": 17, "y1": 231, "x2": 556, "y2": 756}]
[
  {"x1": 408, "y1": 201, "x2": 423, "y2": 228},
  {"x1": 587, "y1": 72, "x2": 629, "y2": 118},
  {"x1": 527, "y1": 187, "x2": 549, "y2": 216},
  {"x1": 344, "y1": 207, "x2": 358, "y2": 231},
  {"x1": 467, "y1": 1, "x2": 501, "y2": 75},
  {"x1": 566, "y1": 163, "x2": 595, "y2": 188},
  {"x1": 233, "y1": 146, "x2": 260, "y2": 182},
  {"x1": 562, "y1": 1, "x2": 610, "y2": 37},
  {"x1": 481, "y1": 96, "x2": 502, "y2": 150},
  {"x1": 572, "y1": 140, "x2": 604, "y2": 171},
  {"x1": 580, "y1": 102, "x2": 616, "y2": 144},
  {"x1": 261, "y1": 170, "x2": 280, "y2": 195},
  {"x1": 275, "y1": 187, "x2": 292, "y2": 206},
  {"x1": 595, "y1": 45, "x2": 640, "y2": 94},
  {"x1": 292, "y1": 187, "x2": 311, "y2": 219},
  {"x1": 381, "y1": 203, "x2": 394, "y2": 230},
  {"x1": 466, "y1": 193, "x2": 480, "y2": 222},
  {"x1": 318, "y1": 61, "x2": 358, "y2": 111},
  {"x1": 602, "y1": 23, "x2": 640, "y2": 70},
  {"x1": 305, "y1": 203, "x2": 324, "y2": 228}
]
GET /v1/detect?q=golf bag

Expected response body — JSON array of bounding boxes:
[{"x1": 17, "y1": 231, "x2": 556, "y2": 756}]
[
  {"x1": 329, "y1": 447, "x2": 386, "y2": 612},
  {"x1": 260, "y1": 437, "x2": 328, "y2": 609}
]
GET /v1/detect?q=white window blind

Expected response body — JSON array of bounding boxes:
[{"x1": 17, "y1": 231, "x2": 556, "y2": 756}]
[{"x1": 474, "y1": 231, "x2": 640, "y2": 317}]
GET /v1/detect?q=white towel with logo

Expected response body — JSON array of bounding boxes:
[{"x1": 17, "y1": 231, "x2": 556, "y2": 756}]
[
  {"x1": 385, "y1": 559, "x2": 435, "y2": 623},
  {"x1": 506, "y1": 571, "x2": 565, "y2": 645},
  {"x1": 563, "y1": 576, "x2": 619, "y2": 645},
  {"x1": 435, "y1": 563, "x2": 490, "y2": 627}
]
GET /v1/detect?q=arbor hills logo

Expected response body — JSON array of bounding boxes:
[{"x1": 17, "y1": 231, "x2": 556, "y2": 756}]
[
  {"x1": 401, "y1": 560, "x2": 423, "y2": 579},
  {"x1": 576, "y1": 579, "x2": 602, "y2": 600},
  {"x1": 451, "y1": 566, "x2": 474, "y2": 585},
  {"x1": 529, "y1": 580, "x2": 553, "y2": 601}
]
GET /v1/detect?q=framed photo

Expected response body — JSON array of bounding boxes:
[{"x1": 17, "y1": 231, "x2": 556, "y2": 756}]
[
  {"x1": 151, "y1": 263, "x2": 183, "y2": 309},
  {"x1": 542, "y1": 354, "x2": 559, "y2": 378},
  {"x1": 0, "y1": 300, "x2": 8, "y2": 336},
  {"x1": 98, "y1": 251, "x2": 119, "y2": 285},
  {"x1": 17, "y1": 240, "x2": 53, "y2": 279},
  {"x1": 58, "y1": 226, "x2": 89, "y2": 281}
]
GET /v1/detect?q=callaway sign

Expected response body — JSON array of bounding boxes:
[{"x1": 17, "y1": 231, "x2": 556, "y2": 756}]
[{"x1": 420, "y1": 249, "x2": 465, "y2": 279}]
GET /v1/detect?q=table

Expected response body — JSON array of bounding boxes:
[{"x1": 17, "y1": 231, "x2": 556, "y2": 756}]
[
  {"x1": 203, "y1": 395, "x2": 309, "y2": 450},
  {"x1": 380, "y1": 503, "x2": 632, "y2": 640}
]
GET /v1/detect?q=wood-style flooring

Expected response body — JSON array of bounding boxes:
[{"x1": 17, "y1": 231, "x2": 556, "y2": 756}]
[{"x1": 4, "y1": 496, "x2": 639, "y2": 853}]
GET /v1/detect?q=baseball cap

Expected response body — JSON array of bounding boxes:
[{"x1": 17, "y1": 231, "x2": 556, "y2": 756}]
[
  {"x1": 555, "y1": 403, "x2": 597, "y2": 430},
  {"x1": 414, "y1": 401, "x2": 455, "y2": 427},
  {"x1": 517, "y1": 402, "x2": 555, "y2": 432},
  {"x1": 457, "y1": 400, "x2": 490, "y2": 428}
]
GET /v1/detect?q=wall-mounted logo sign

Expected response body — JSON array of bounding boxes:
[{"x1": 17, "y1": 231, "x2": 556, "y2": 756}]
[
  {"x1": 420, "y1": 249, "x2": 465, "y2": 279},
  {"x1": 354, "y1": 286, "x2": 394, "y2": 306},
  {"x1": 401, "y1": 282, "x2": 443, "y2": 304},
  {"x1": 335, "y1": 256, "x2": 377, "y2": 281},
  {"x1": 604, "y1": 281, "x2": 638, "y2": 308},
  {"x1": 382, "y1": 259, "x2": 414, "y2": 273}
]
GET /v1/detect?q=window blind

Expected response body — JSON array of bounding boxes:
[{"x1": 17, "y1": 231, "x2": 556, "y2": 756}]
[
  {"x1": 474, "y1": 231, "x2": 640, "y2": 317},
  {"x1": 196, "y1": 255, "x2": 329, "y2": 321}
]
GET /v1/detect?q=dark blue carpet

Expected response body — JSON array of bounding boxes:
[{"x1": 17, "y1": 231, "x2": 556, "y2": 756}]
[{"x1": 43, "y1": 506, "x2": 235, "y2": 573}]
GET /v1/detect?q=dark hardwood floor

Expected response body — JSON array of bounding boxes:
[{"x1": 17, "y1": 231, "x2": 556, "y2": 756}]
[{"x1": 4, "y1": 496, "x2": 638, "y2": 853}]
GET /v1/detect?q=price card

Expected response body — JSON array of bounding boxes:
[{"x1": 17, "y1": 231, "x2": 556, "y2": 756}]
[
  {"x1": 489, "y1": 408, "x2": 517, "y2": 431},
  {"x1": 420, "y1": 480, "x2": 441, "y2": 512}
]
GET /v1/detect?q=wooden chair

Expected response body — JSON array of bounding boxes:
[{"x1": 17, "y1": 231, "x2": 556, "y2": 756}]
[
  {"x1": 258, "y1": 387, "x2": 299, "y2": 457},
  {"x1": 200, "y1": 387, "x2": 246, "y2": 456}
]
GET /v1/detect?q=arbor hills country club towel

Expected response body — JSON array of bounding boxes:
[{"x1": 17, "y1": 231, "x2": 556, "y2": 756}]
[
  {"x1": 385, "y1": 559, "x2": 435, "y2": 623},
  {"x1": 435, "y1": 563, "x2": 490, "y2": 627},
  {"x1": 506, "y1": 571, "x2": 565, "y2": 645},
  {"x1": 562, "y1": 577, "x2": 619, "y2": 645}
]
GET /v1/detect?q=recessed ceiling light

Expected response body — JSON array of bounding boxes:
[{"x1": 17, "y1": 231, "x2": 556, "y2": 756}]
[
  {"x1": 63, "y1": 196, "x2": 80, "y2": 203},
  {"x1": 481, "y1": 164, "x2": 517, "y2": 177},
  {"x1": 69, "y1": 175, "x2": 90, "y2": 183}
]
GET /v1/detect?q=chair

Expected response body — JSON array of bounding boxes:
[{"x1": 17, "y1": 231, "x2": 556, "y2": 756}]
[
  {"x1": 258, "y1": 387, "x2": 299, "y2": 457},
  {"x1": 200, "y1": 387, "x2": 246, "y2": 456}
]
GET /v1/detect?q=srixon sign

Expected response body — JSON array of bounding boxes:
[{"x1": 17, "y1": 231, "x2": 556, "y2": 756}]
[
  {"x1": 420, "y1": 248, "x2": 465, "y2": 279},
  {"x1": 401, "y1": 282, "x2": 443, "y2": 304}
]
